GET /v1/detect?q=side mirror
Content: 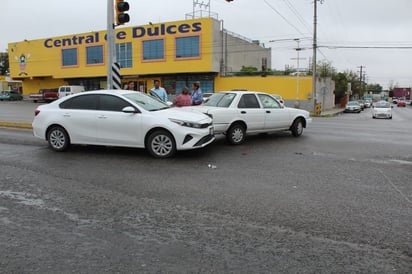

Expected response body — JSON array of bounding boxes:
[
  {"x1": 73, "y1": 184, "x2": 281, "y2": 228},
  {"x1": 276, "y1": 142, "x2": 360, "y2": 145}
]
[{"x1": 122, "y1": 106, "x2": 139, "y2": 113}]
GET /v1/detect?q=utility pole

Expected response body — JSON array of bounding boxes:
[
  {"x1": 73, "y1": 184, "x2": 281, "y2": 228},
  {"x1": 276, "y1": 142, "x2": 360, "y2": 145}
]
[
  {"x1": 107, "y1": 0, "x2": 115, "y2": 89},
  {"x1": 107, "y1": 0, "x2": 130, "y2": 89},
  {"x1": 312, "y1": 0, "x2": 324, "y2": 113},
  {"x1": 292, "y1": 38, "x2": 305, "y2": 108},
  {"x1": 358, "y1": 65, "x2": 365, "y2": 98}
]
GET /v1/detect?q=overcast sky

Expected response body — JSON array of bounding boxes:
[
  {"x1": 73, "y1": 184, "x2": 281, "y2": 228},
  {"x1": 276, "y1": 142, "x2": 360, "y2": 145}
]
[{"x1": 2, "y1": 0, "x2": 411, "y2": 89}]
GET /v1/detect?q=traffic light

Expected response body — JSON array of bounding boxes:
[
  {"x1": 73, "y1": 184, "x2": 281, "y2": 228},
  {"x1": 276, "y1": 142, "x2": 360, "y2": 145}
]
[{"x1": 115, "y1": 0, "x2": 130, "y2": 26}]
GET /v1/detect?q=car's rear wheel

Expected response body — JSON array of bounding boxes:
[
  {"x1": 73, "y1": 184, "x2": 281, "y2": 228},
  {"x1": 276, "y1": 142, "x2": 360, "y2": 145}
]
[
  {"x1": 291, "y1": 118, "x2": 304, "y2": 137},
  {"x1": 226, "y1": 123, "x2": 246, "y2": 145},
  {"x1": 47, "y1": 126, "x2": 70, "y2": 152},
  {"x1": 146, "y1": 129, "x2": 176, "y2": 158}
]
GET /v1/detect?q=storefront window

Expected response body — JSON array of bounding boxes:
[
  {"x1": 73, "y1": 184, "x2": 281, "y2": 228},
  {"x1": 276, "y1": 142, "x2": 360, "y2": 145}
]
[
  {"x1": 116, "y1": 42, "x2": 132, "y2": 68},
  {"x1": 62, "y1": 48, "x2": 78, "y2": 67},
  {"x1": 86, "y1": 45, "x2": 104, "y2": 65},
  {"x1": 175, "y1": 36, "x2": 200, "y2": 59},
  {"x1": 142, "y1": 39, "x2": 164, "y2": 60}
]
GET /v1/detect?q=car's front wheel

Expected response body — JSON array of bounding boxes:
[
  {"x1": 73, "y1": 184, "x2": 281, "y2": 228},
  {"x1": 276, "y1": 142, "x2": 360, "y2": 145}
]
[
  {"x1": 226, "y1": 123, "x2": 246, "y2": 145},
  {"x1": 146, "y1": 129, "x2": 176, "y2": 158},
  {"x1": 47, "y1": 126, "x2": 70, "y2": 152},
  {"x1": 291, "y1": 118, "x2": 304, "y2": 137}
]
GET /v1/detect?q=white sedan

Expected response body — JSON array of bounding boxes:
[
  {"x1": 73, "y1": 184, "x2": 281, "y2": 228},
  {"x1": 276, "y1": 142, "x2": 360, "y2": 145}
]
[
  {"x1": 187, "y1": 91, "x2": 312, "y2": 145},
  {"x1": 32, "y1": 90, "x2": 215, "y2": 158},
  {"x1": 372, "y1": 100, "x2": 392, "y2": 119}
]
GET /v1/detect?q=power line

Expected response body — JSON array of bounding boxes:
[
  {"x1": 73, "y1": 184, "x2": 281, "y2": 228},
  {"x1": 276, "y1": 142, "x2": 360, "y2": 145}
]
[
  {"x1": 262, "y1": 0, "x2": 306, "y2": 36},
  {"x1": 319, "y1": 45, "x2": 412, "y2": 49},
  {"x1": 281, "y1": 0, "x2": 312, "y2": 34}
]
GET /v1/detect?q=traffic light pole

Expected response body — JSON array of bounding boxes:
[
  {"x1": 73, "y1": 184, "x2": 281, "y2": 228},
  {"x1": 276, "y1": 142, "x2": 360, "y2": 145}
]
[{"x1": 107, "y1": 0, "x2": 115, "y2": 89}]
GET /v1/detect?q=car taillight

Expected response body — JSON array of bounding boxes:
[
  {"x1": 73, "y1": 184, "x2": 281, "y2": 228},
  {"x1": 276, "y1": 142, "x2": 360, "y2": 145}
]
[{"x1": 34, "y1": 110, "x2": 40, "y2": 116}]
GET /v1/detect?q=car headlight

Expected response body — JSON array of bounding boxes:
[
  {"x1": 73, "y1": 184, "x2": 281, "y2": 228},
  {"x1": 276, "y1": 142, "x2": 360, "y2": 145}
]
[{"x1": 170, "y1": 118, "x2": 203, "y2": 128}]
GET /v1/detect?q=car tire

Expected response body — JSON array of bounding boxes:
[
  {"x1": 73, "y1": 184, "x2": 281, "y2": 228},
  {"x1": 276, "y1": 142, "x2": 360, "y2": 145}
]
[
  {"x1": 226, "y1": 123, "x2": 246, "y2": 145},
  {"x1": 146, "y1": 129, "x2": 176, "y2": 158},
  {"x1": 291, "y1": 118, "x2": 304, "y2": 137},
  {"x1": 47, "y1": 126, "x2": 70, "y2": 152}
]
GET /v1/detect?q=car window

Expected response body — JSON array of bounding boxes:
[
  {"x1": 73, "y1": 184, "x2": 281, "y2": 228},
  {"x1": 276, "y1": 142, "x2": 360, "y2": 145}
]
[
  {"x1": 123, "y1": 92, "x2": 168, "y2": 111},
  {"x1": 99, "y1": 94, "x2": 133, "y2": 112},
  {"x1": 59, "y1": 94, "x2": 98, "y2": 110},
  {"x1": 238, "y1": 94, "x2": 260, "y2": 109},
  {"x1": 203, "y1": 93, "x2": 236, "y2": 107},
  {"x1": 258, "y1": 94, "x2": 281, "y2": 109},
  {"x1": 375, "y1": 102, "x2": 390, "y2": 108}
]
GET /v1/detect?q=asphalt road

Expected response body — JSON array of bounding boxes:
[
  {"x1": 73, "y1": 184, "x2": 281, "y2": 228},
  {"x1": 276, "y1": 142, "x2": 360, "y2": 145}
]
[{"x1": 0, "y1": 103, "x2": 411, "y2": 273}]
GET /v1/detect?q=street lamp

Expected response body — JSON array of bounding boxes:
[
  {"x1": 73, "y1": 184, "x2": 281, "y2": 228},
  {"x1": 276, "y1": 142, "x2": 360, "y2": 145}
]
[{"x1": 294, "y1": 38, "x2": 302, "y2": 108}]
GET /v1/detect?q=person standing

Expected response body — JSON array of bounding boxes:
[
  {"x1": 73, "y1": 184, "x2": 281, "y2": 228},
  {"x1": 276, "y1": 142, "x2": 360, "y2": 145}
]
[
  {"x1": 173, "y1": 86, "x2": 192, "y2": 107},
  {"x1": 150, "y1": 80, "x2": 168, "y2": 102},
  {"x1": 191, "y1": 81, "x2": 203, "y2": 105},
  {"x1": 127, "y1": 81, "x2": 135, "y2": 91}
]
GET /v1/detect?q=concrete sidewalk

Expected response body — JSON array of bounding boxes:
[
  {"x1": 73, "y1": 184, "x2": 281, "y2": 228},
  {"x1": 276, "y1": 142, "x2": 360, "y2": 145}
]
[{"x1": 0, "y1": 100, "x2": 345, "y2": 130}]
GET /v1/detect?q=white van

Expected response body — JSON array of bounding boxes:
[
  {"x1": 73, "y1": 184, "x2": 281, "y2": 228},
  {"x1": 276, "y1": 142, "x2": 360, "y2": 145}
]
[{"x1": 58, "y1": 85, "x2": 85, "y2": 98}]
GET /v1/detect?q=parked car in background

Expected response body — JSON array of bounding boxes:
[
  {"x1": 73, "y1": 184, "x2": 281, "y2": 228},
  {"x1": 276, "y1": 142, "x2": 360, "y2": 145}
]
[
  {"x1": 32, "y1": 90, "x2": 215, "y2": 158},
  {"x1": 363, "y1": 100, "x2": 372, "y2": 108},
  {"x1": 58, "y1": 85, "x2": 85, "y2": 98},
  {"x1": 185, "y1": 90, "x2": 311, "y2": 145},
  {"x1": 0, "y1": 90, "x2": 23, "y2": 101},
  {"x1": 344, "y1": 101, "x2": 361, "y2": 113},
  {"x1": 29, "y1": 88, "x2": 59, "y2": 103},
  {"x1": 372, "y1": 100, "x2": 392, "y2": 119},
  {"x1": 397, "y1": 100, "x2": 406, "y2": 107},
  {"x1": 358, "y1": 100, "x2": 365, "y2": 110}
]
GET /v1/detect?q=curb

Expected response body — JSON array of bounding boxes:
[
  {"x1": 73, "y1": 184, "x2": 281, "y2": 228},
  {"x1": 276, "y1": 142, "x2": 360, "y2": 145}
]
[{"x1": 0, "y1": 121, "x2": 32, "y2": 129}]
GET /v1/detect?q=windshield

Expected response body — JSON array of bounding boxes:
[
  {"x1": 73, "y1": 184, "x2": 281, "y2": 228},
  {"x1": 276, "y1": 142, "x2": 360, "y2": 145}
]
[
  {"x1": 375, "y1": 102, "x2": 390, "y2": 108},
  {"x1": 203, "y1": 93, "x2": 236, "y2": 107},
  {"x1": 123, "y1": 92, "x2": 169, "y2": 111}
]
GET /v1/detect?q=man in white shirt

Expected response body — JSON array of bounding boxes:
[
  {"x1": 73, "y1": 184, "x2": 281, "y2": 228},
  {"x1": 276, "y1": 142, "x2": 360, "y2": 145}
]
[{"x1": 150, "y1": 80, "x2": 168, "y2": 102}]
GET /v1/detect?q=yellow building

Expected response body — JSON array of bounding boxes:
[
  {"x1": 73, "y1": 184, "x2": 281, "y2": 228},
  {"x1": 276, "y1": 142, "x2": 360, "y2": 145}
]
[{"x1": 8, "y1": 17, "x2": 315, "y2": 105}]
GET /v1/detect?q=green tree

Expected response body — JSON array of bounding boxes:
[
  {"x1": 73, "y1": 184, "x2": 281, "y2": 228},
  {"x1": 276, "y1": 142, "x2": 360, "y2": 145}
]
[
  {"x1": 0, "y1": 52, "x2": 9, "y2": 75},
  {"x1": 317, "y1": 60, "x2": 336, "y2": 78},
  {"x1": 332, "y1": 72, "x2": 348, "y2": 103},
  {"x1": 366, "y1": 83, "x2": 382, "y2": 94},
  {"x1": 236, "y1": 66, "x2": 256, "y2": 75}
]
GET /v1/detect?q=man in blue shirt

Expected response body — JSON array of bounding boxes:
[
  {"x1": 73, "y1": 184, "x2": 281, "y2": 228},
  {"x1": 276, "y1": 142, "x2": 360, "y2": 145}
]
[
  {"x1": 191, "y1": 81, "x2": 203, "y2": 105},
  {"x1": 150, "y1": 80, "x2": 168, "y2": 102}
]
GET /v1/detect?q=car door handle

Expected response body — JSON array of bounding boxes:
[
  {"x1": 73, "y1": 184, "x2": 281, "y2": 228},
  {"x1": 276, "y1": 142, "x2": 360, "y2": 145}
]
[
  {"x1": 98, "y1": 115, "x2": 107, "y2": 119},
  {"x1": 63, "y1": 113, "x2": 71, "y2": 117},
  {"x1": 266, "y1": 110, "x2": 271, "y2": 113},
  {"x1": 241, "y1": 111, "x2": 247, "y2": 114}
]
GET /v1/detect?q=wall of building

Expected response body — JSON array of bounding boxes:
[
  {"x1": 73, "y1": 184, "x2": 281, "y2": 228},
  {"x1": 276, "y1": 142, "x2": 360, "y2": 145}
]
[
  {"x1": 223, "y1": 33, "x2": 271, "y2": 74},
  {"x1": 23, "y1": 79, "x2": 67, "y2": 94},
  {"x1": 215, "y1": 75, "x2": 312, "y2": 100},
  {"x1": 8, "y1": 18, "x2": 219, "y2": 84}
]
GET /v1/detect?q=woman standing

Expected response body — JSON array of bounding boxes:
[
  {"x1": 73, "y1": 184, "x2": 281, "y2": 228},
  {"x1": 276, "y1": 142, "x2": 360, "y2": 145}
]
[{"x1": 173, "y1": 86, "x2": 192, "y2": 107}]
